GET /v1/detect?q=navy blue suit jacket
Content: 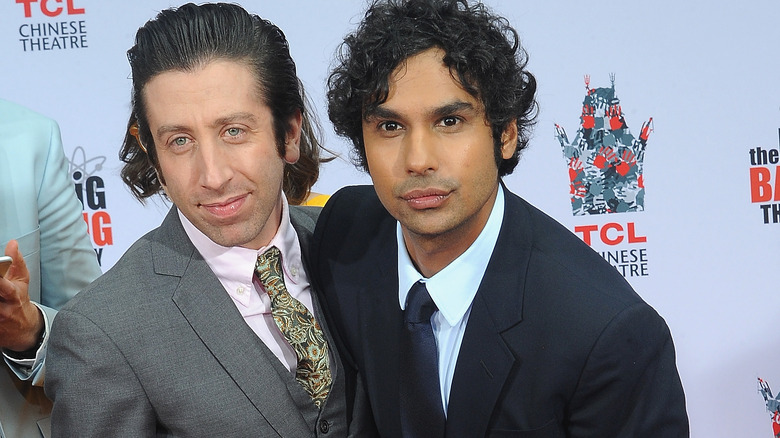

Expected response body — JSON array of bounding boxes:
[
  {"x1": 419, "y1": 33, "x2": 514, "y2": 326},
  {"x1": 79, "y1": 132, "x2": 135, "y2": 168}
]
[{"x1": 312, "y1": 184, "x2": 688, "y2": 437}]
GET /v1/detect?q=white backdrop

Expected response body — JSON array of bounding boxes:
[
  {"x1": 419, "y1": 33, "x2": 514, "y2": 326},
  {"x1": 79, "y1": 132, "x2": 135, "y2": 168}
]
[{"x1": 1, "y1": 1, "x2": 778, "y2": 436}]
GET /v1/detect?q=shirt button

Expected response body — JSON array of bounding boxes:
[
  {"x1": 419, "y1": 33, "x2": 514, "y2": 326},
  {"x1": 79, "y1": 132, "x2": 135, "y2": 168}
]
[
  {"x1": 236, "y1": 286, "x2": 245, "y2": 295},
  {"x1": 318, "y1": 419, "x2": 330, "y2": 434},
  {"x1": 291, "y1": 265, "x2": 299, "y2": 277}
]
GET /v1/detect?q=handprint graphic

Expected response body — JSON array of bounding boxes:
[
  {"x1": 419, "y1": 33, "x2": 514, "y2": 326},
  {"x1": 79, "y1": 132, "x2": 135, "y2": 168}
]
[
  {"x1": 555, "y1": 75, "x2": 652, "y2": 215},
  {"x1": 758, "y1": 378, "x2": 780, "y2": 437}
]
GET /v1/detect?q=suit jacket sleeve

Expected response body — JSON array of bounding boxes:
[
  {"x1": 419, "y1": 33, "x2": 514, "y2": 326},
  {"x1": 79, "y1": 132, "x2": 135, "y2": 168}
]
[
  {"x1": 2, "y1": 110, "x2": 102, "y2": 385},
  {"x1": 35, "y1": 118, "x2": 102, "y2": 311},
  {"x1": 567, "y1": 302, "x2": 688, "y2": 437},
  {"x1": 46, "y1": 308, "x2": 156, "y2": 437}
]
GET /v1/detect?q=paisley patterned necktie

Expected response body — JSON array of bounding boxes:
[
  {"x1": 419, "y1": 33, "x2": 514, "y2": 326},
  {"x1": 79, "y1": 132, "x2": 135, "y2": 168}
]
[{"x1": 255, "y1": 246, "x2": 332, "y2": 408}]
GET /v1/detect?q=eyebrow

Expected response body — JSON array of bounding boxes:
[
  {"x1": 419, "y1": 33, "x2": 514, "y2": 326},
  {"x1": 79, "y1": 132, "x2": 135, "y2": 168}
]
[
  {"x1": 363, "y1": 105, "x2": 400, "y2": 122},
  {"x1": 430, "y1": 101, "x2": 476, "y2": 119},
  {"x1": 155, "y1": 112, "x2": 259, "y2": 138},
  {"x1": 211, "y1": 112, "x2": 258, "y2": 128},
  {"x1": 364, "y1": 100, "x2": 476, "y2": 121}
]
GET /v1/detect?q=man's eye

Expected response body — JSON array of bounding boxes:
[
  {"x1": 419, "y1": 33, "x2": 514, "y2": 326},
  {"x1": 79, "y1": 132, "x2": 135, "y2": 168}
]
[
  {"x1": 164, "y1": 136, "x2": 193, "y2": 152},
  {"x1": 226, "y1": 127, "x2": 242, "y2": 136},
  {"x1": 441, "y1": 116, "x2": 459, "y2": 127},
  {"x1": 380, "y1": 121, "x2": 400, "y2": 131}
]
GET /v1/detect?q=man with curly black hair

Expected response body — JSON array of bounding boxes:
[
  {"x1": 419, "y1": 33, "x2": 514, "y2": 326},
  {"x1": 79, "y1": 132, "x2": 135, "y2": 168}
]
[{"x1": 312, "y1": 0, "x2": 689, "y2": 436}]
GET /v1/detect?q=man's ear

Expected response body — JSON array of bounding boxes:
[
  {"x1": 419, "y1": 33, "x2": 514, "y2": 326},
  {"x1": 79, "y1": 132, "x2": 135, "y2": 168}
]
[
  {"x1": 283, "y1": 110, "x2": 303, "y2": 164},
  {"x1": 500, "y1": 120, "x2": 518, "y2": 160}
]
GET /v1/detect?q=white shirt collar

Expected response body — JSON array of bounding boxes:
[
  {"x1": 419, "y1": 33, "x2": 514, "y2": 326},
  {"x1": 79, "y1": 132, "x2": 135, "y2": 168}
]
[{"x1": 397, "y1": 186, "x2": 505, "y2": 326}]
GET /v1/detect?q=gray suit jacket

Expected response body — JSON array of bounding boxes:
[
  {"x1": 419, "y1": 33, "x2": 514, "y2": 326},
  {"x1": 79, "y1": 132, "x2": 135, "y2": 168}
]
[{"x1": 45, "y1": 206, "x2": 359, "y2": 437}]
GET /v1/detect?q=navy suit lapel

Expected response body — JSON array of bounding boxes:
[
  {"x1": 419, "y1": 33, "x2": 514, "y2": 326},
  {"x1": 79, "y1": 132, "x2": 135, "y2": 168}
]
[
  {"x1": 445, "y1": 188, "x2": 532, "y2": 436},
  {"x1": 358, "y1": 220, "x2": 406, "y2": 437},
  {"x1": 154, "y1": 208, "x2": 310, "y2": 437}
]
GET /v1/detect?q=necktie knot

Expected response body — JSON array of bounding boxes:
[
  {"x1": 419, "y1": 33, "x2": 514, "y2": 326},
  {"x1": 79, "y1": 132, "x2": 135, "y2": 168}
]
[
  {"x1": 405, "y1": 281, "x2": 438, "y2": 324},
  {"x1": 255, "y1": 247, "x2": 284, "y2": 298}
]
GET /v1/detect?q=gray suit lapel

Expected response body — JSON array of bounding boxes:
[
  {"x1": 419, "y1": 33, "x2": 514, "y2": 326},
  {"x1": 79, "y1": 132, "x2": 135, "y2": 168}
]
[
  {"x1": 289, "y1": 205, "x2": 319, "y2": 268},
  {"x1": 156, "y1": 208, "x2": 311, "y2": 436}
]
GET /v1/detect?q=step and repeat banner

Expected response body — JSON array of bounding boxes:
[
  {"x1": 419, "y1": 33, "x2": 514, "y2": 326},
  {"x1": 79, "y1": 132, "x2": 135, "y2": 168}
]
[{"x1": 1, "y1": 0, "x2": 777, "y2": 436}]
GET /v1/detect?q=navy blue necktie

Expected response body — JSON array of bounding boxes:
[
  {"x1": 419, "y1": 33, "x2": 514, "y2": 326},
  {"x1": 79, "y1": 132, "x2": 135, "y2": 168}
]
[{"x1": 400, "y1": 281, "x2": 445, "y2": 438}]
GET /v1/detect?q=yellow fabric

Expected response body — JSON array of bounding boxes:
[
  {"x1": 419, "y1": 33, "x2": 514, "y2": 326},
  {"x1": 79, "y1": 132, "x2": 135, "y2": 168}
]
[{"x1": 301, "y1": 193, "x2": 330, "y2": 207}]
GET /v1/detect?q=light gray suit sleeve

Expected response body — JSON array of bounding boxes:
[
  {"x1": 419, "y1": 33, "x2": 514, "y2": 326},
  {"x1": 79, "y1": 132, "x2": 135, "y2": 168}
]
[{"x1": 46, "y1": 308, "x2": 157, "y2": 437}]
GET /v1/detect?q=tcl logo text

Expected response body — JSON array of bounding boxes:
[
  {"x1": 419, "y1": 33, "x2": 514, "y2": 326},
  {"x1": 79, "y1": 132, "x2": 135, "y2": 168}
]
[{"x1": 16, "y1": 0, "x2": 84, "y2": 18}]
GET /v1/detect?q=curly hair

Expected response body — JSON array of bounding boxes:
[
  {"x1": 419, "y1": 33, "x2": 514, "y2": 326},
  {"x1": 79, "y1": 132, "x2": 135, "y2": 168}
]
[
  {"x1": 120, "y1": 2, "x2": 324, "y2": 204},
  {"x1": 327, "y1": 0, "x2": 537, "y2": 176}
]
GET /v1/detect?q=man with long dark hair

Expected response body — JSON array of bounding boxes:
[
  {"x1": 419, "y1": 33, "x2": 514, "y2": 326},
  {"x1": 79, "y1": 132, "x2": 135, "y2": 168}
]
[{"x1": 45, "y1": 4, "x2": 368, "y2": 436}]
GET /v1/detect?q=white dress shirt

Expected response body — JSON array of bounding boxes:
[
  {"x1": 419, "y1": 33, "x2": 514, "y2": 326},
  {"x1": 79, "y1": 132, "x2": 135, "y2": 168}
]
[
  {"x1": 397, "y1": 187, "x2": 505, "y2": 415},
  {"x1": 180, "y1": 195, "x2": 314, "y2": 372}
]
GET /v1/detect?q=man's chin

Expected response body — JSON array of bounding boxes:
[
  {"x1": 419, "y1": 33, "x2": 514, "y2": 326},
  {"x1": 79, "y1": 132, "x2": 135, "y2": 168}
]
[{"x1": 197, "y1": 223, "x2": 257, "y2": 248}]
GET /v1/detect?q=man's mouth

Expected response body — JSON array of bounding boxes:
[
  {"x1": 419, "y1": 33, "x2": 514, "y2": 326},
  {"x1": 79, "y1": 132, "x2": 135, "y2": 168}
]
[
  {"x1": 401, "y1": 188, "x2": 451, "y2": 209},
  {"x1": 200, "y1": 194, "x2": 248, "y2": 218}
]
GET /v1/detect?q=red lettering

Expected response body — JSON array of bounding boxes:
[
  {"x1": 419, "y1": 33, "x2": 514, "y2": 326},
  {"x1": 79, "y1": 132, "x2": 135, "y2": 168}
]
[
  {"x1": 91, "y1": 211, "x2": 113, "y2": 246},
  {"x1": 16, "y1": 0, "x2": 37, "y2": 18},
  {"x1": 601, "y1": 222, "x2": 624, "y2": 245},
  {"x1": 749, "y1": 166, "x2": 780, "y2": 202},
  {"x1": 627, "y1": 222, "x2": 647, "y2": 243},
  {"x1": 82, "y1": 212, "x2": 113, "y2": 246},
  {"x1": 574, "y1": 225, "x2": 598, "y2": 246},
  {"x1": 775, "y1": 167, "x2": 780, "y2": 201},
  {"x1": 67, "y1": 0, "x2": 84, "y2": 14},
  {"x1": 41, "y1": 0, "x2": 62, "y2": 17},
  {"x1": 576, "y1": 222, "x2": 648, "y2": 246},
  {"x1": 17, "y1": 0, "x2": 82, "y2": 17}
]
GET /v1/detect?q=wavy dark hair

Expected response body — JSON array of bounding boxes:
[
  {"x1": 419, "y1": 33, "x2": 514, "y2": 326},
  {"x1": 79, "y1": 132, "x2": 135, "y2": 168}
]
[
  {"x1": 328, "y1": 0, "x2": 537, "y2": 176},
  {"x1": 120, "y1": 2, "x2": 324, "y2": 204}
]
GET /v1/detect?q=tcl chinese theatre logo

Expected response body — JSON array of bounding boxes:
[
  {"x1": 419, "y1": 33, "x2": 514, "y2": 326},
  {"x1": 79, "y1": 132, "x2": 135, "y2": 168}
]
[
  {"x1": 555, "y1": 75, "x2": 652, "y2": 278},
  {"x1": 15, "y1": 0, "x2": 88, "y2": 51}
]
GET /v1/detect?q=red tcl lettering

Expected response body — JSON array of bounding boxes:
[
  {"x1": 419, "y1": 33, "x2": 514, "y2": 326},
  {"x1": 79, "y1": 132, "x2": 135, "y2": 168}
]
[
  {"x1": 16, "y1": 0, "x2": 84, "y2": 18},
  {"x1": 574, "y1": 222, "x2": 647, "y2": 246}
]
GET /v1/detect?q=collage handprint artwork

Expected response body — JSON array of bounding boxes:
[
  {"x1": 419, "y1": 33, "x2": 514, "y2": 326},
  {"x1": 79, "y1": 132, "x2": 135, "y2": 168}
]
[
  {"x1": 555, "y1": 75, "x2": 653, "y2": 215},
  {"x1": 758, "y1": 378, "x2": 780, "y2": 437}
]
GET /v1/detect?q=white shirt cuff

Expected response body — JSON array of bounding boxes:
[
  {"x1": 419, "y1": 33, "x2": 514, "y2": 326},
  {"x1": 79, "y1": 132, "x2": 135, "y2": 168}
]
[{"x1": 2, "y1": 301, "x2": 48, "y2": 381}]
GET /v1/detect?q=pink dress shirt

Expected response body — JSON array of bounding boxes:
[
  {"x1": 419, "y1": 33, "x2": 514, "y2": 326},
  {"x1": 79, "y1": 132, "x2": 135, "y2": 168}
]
[{"x1": 179, "y1": 196, "x2": 314, "y2": 372}]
